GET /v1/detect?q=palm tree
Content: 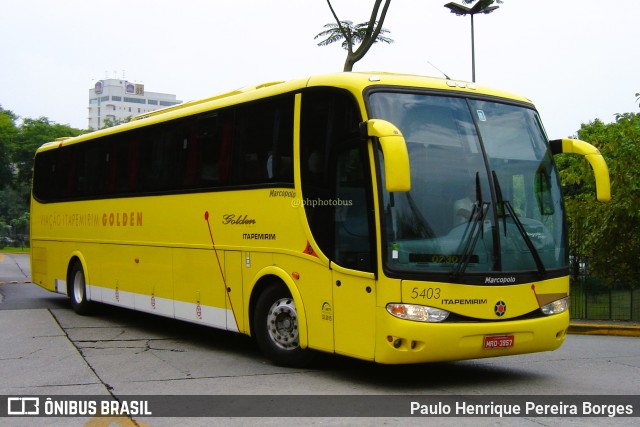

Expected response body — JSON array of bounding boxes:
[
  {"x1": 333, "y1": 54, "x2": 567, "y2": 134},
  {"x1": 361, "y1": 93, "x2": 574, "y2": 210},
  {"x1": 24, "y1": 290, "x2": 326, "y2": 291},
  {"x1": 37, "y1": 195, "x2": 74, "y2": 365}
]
[
  {"x1": 315, "y1": 0, "x2": 393, "y2": 72},
  {"x1": 315, "y1": 20, "x2": 393, "y2": 51}
]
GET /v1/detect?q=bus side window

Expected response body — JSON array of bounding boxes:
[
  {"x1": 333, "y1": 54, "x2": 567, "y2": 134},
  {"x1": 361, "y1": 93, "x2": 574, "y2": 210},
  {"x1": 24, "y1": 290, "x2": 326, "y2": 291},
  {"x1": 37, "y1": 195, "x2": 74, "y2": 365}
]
[
  {"x1": 335, "y1": 147, "x2": 373, "y2": 270},
  {"x1": 233, "y1": 95, "x2": 294, "y2": 185},
  {"x1": 81, "y1": 143, "x2": 108, "y2": 196},
  {"x1": 300, "y1": 89, "x2": 374, "y2": 272},
  {"x1": 127, "y1": 138, "x2": 141, "y2": 192},
  {"x1": 193, "y1": 117, "x2": 220, "y2": 187},
  {"x1": 219, "y1": 119, "x2": 233, "y2": 184},
  {"x1": 106, "y1": 138, "x2": 129, "y2": 194},
  {"x1": 33, "y1": 96, "x2": 294, "y2": 201}
]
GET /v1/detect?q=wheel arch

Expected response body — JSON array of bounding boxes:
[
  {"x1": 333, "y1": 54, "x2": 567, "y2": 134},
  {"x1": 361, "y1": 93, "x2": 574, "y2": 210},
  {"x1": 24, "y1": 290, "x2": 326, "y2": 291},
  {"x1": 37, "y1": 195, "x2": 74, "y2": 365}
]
[{"x1": 248, "y1": 266, "x2": 308, "y2": 349}]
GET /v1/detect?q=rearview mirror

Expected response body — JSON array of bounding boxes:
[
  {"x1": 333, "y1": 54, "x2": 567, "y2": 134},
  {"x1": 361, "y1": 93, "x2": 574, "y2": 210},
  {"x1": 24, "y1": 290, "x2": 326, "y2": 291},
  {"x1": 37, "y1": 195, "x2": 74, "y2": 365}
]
[
  {"x1": 361, "y1": 119, "x2": 411, "y2": 192},
  {"x1": 550, "y1": 138, "x2": 611, "y2": 202}
]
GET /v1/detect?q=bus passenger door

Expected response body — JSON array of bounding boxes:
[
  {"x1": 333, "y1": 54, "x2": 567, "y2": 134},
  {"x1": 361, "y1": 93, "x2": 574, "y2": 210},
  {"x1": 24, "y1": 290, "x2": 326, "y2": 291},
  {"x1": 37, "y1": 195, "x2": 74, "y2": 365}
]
[
  {"x1": 331, "y1": 146, "x2": 377, "y2": 360},
  {"x1": 331, "y1": 265, "x2": 376, "y2": 360},
  {"x1": 298, "y1": 88, "x2": 377, "y2": 360}
]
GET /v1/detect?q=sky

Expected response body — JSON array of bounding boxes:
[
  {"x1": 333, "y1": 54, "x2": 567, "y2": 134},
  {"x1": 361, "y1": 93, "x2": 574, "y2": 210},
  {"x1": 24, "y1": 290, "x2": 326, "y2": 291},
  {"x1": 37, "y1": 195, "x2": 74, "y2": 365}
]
[{"x1": 1, "y1": 0, "x2": 638, "y2": 139}]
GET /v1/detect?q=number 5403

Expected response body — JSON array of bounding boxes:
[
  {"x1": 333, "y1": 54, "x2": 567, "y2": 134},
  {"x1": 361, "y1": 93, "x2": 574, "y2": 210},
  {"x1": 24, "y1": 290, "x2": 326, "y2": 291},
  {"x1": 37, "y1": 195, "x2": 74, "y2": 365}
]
[{"x1": 410, "y1": 287, "x2": 440, "y2": 300}]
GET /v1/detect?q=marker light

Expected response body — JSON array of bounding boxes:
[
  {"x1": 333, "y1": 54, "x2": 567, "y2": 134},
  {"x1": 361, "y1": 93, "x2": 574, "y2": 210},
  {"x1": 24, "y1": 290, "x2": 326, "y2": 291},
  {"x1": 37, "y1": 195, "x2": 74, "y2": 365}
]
[
  {"x1": 386, "y1": 303, "x2": 450, "y2": 323},
  {"x1": 541, "y1": 296, "x2": 570, "y2": 315}
]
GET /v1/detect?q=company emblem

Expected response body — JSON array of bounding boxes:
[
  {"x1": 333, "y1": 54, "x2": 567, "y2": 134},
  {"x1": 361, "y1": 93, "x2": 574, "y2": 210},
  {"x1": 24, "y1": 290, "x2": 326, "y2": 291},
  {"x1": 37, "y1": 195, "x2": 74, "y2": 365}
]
[{"x1": 494, "y1": 301, "x2": 507, "y2": 317}]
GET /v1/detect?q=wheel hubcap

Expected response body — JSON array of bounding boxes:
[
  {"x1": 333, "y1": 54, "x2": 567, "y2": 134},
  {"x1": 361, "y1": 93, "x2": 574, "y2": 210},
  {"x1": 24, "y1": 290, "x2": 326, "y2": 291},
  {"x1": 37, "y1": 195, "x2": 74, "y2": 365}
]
[
  {"x1": 267, "y1": 298, "x2": 299, "y2": 350},
  {"x1": 73, "y1": 271, "x2": 85, "y2": 303}
]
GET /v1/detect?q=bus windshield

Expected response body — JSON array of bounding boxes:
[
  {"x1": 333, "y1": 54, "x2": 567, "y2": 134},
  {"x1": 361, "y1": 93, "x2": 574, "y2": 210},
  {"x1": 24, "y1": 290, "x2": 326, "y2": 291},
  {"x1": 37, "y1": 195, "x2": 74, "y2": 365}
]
[{"x1": 369, "y1": 92, "x2": 566, "y2": 280}]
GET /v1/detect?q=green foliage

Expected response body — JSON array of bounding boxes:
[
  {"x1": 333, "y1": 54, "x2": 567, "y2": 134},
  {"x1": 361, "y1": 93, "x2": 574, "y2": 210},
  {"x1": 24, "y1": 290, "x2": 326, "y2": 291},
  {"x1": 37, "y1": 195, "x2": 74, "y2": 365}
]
[
  {"x1": 559, "y1": 112, "x2": 640, "y2": 288},
  {"x1": 317, "y1": 0, "x2": 392, "y2": 71},
  {"x1": 101, "y1": 116, "x2": 131, "y2": 129},
  {"x1": 0, "y1": 107, "x2": 86, "y2": 244},
  {"x1": 12, "y1": 117, "x2": 85, "y2": 184},
  {"x1": 0, "y1": 107, "x2": 19, "y2": 188},
  {"x1": 315, "y1": 20, "x2": 393, "y2": 51}
]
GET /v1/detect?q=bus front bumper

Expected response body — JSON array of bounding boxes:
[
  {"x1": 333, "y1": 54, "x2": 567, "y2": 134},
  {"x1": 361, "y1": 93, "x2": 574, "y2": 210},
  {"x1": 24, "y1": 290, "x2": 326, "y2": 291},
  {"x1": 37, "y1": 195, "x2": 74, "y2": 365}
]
[{"x1": 374, "y1": 308, "x2": 569, "y2": 364}]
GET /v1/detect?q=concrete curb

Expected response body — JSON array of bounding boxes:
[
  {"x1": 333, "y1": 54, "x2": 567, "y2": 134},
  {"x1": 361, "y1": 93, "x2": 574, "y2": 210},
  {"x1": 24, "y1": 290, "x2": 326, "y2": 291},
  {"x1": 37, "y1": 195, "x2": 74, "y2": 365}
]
[{"x1": 568, "y1": 322, "x2": 640, "y2": 337}]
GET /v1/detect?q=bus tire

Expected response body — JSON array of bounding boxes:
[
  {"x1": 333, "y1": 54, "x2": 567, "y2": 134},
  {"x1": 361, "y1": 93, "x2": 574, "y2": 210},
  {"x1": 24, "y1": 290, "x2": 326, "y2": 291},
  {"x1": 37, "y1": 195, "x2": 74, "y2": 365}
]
[
  {"x1": 69, "y1": 261, "x2": 93, "y2": 315},
  {"x1": 253, "y1": 284, "x2": 314, "y2": 367}
]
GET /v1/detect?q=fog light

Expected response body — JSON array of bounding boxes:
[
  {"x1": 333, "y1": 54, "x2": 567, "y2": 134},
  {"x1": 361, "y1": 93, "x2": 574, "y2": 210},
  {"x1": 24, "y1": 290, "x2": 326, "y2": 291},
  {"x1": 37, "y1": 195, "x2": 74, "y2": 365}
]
[
  {"x1": 386, "y1": 303, "x2": 449, "y2": 322},
  {"x1": 541, "y1": 296, "x2": 570, "y2": 315}
]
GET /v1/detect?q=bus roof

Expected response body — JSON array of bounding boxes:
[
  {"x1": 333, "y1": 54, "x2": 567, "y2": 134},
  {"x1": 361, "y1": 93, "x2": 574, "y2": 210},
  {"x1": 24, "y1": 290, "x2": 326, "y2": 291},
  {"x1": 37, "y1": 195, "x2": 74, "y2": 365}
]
[
  {"x1": 308, "y1": 72, "x2": 531, "y2": 104},
  {"x1": 130, "y1": 80, "x2": 287, "y2": 122},
  {"x1": 40, "y1": 72, "x2": 533, "y2": 152},
  {"x1": 130, "y1": 72, "x2": 531, "y2": 123}
]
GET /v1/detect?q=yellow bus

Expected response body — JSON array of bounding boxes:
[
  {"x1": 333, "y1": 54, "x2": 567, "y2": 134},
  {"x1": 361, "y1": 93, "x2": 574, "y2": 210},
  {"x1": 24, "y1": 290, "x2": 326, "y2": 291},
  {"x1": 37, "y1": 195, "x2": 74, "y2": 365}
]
[{"x1": 30, "y1": 73, "x2": 610, "y2": 366}]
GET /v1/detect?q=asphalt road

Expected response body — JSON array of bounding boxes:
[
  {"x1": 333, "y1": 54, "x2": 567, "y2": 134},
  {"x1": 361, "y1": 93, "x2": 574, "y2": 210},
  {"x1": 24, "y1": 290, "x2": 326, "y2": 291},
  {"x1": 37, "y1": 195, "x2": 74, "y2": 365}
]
[{"x1": 0, "y1": 253, "x2": 638, "y2": 426}]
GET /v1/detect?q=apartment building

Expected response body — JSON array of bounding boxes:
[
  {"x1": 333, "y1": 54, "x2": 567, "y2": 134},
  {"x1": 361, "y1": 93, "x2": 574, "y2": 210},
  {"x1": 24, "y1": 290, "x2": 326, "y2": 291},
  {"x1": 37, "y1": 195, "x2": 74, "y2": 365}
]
[{"x1": 88, "y1": 79, "x2": 182, "y2": 130}]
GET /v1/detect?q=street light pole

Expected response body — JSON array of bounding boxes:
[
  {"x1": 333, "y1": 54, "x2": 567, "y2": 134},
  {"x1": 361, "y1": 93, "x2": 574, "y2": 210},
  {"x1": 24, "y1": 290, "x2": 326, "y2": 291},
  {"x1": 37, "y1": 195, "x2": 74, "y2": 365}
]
[
  {"x1": 444, "y1": 1, "x2": 500, "y2": 83},
  {"x1": 470, "y1": 12, "x2": 476, "y2": 83}
]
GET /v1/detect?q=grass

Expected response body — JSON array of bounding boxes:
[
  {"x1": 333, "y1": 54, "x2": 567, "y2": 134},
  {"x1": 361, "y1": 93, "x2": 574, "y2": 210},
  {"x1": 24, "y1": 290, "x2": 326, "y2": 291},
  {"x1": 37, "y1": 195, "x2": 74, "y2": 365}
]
[
  {"x1": 571, "y1": 285, "x2": 639, "y2": 321},
  {"x1": 0, "y1": 246, "x2": 30, "y2": 254}
]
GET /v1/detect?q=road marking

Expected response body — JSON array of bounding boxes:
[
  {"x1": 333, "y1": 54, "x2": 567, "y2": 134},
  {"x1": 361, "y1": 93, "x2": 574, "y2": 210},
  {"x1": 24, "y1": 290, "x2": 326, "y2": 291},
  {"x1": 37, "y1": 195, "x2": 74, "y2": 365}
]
[{"x1": 85, "y1": 416, "x2": 151, "y2": 427}]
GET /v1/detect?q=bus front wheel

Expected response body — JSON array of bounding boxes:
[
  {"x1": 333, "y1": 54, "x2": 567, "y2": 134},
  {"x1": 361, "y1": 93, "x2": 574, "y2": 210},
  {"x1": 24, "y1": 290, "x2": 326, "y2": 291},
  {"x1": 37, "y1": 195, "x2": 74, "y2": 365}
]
[
  {"x1": 69, "y1": 261, "x2": 93, "y2": 315},
  {"x1": 254, "y1": 285, "x2": 313, "y2": 367}
]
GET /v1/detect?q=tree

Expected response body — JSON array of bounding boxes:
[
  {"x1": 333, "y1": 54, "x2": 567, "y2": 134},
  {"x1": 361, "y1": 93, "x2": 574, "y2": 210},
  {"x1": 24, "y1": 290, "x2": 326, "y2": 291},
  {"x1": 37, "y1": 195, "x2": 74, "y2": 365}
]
[
  {"x1": 101, "y1": 116, "x2": 131, "y2": 129},
  {"x1": 0, "y1": 105, "x2": 88, "y2": 246},
  {"x1": 0, "y1": 114, "x2": 86, "y2": 245},
  {"x1": 558, "y1": 110, "x2": 640, "y2": 288},
  {"x1": 0, "y1": 106, "x2": 18, "y2": 188},
  {"x1": 315, "y1": 0, "x2": 393, "y2": 72},
  {"x1": 315, "y1": 20, "x2": 393, "y2": 52},
  {"x1": 12, "y1": 117, "x2": 84, "y2": 186}
]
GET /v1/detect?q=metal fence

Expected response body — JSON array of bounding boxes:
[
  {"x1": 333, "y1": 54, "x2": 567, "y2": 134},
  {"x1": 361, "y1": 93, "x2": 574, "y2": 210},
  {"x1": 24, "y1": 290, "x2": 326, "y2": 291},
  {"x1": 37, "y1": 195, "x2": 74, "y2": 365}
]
[{"x1": 570, "y1": 279, "x2": 640, "y2": 321}]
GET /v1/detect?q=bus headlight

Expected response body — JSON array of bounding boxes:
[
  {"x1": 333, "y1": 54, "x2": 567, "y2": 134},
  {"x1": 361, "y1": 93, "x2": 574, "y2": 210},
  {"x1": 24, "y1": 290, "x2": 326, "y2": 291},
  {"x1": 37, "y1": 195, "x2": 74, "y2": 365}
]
[
  {"x1": 541, "y1": 296, "x2": 570, "y2": 315},
  {"x1": 386, "y1": 303, "x2": 450, "y2": 322}
]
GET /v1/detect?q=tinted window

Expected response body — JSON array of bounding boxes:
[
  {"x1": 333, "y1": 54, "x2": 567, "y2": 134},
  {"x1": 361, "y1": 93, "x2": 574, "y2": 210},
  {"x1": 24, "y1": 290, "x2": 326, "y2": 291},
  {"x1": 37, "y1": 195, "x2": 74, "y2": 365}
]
[
  {"x1": 300, "y1": 89, "x2": 374, "y2": 272},
  {"x1": 33, "y1": 94, "x2": 295, "y2": 202}
]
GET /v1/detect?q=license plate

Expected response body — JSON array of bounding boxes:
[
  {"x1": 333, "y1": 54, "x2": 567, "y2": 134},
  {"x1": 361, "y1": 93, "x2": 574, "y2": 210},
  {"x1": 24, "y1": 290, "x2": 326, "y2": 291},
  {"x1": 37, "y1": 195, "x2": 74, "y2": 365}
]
[{"x1": 483, "y1": 335, "x2": 514, "y2": 349}]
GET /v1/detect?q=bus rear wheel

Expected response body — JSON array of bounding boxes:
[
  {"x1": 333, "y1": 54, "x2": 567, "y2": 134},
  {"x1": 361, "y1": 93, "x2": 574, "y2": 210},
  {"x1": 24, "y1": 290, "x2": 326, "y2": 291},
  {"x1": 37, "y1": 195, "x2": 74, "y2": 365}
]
[
  {"x1": 254, "y1": 285, "x2": 314, "y2": 367},
  {"x1": 69, "y1": 261, "x2": 93, "y2": 315}
]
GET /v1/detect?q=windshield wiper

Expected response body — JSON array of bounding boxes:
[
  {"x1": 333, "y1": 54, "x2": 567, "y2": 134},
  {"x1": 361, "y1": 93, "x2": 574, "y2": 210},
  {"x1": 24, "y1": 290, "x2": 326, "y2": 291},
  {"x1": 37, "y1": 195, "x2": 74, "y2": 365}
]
[
  {"x1": 453, "y1": 172, "x2": 489, "y2": 278},
  {"x1": 492, "y1": 171, "x2": 546, "y2": 276}
]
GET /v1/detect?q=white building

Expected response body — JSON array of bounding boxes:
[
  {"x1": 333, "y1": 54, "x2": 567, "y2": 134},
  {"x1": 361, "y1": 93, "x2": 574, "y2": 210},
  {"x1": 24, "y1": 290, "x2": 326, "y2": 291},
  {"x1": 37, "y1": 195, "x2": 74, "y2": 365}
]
[{"x1": 88, "y1": 79, "x2": 182, "y2": 130}]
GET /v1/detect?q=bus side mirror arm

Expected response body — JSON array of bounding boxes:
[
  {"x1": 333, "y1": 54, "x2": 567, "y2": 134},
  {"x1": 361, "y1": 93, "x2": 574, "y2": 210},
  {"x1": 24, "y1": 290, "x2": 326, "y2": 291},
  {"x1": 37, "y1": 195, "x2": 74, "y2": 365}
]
[
  {"x1": 360, "y1": 119, "x2": 411, "y2": 192},
  {"x1": 550, "y1": 138, "x2": 611, "y2": 202}
]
